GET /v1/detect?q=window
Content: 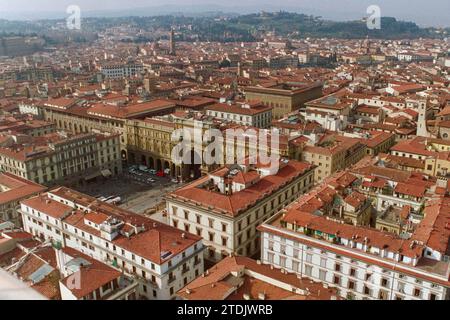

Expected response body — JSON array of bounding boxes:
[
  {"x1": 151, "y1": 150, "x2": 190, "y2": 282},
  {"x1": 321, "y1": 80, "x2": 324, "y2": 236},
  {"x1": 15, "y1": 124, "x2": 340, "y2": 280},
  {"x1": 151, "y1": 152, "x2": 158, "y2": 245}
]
[
  {"x1": 305, "y1": 265, "x2": 313, "y2": 277},
  {"x1": 333, "y1": 276, "x2": 340, "y2": 285},
  {"x1": 414, "y1": 288, "x2": 421, "y2": 297},
  {"x1": 379, "y1": 290, "x2": 388, "y2": 300},
  {"x1": 348, "y1": 281, "x2": 355, "y2": 290},
  {"x1": 280, "y1": 256, "x2": 287, "y2": 268},
  {"x1": 319, "y1": 270, "x2": 327, "y2": 281},
  {"x1": 350, "y1": 268, "x2": 356, "y2": 277},
  {"x1": 335, "y1": 263, "x2": 341, "y2": 272}
]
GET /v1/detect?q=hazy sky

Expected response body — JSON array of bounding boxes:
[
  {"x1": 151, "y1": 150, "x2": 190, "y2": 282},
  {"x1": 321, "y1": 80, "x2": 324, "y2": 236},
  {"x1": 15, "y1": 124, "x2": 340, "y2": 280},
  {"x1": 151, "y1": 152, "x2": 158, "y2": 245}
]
[{"x1": 0, "y1": 0, "x2": 449, "y2": 27}]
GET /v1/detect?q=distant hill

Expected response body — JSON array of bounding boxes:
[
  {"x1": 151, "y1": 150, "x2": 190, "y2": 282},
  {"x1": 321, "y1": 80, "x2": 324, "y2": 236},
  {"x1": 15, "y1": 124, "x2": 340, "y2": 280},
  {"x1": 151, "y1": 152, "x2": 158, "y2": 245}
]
[
  {"x1": 0, "y1": 11, "x2": 448, "y2": 42},
  {"x1": 192, "y1": 12, "x2": 445, "y2": 40}
]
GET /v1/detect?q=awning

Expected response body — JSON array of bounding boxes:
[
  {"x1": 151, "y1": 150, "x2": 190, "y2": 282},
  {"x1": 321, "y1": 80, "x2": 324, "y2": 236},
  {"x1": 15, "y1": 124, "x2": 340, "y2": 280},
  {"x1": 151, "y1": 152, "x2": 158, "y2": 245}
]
[
  {"x1": 84, "y1": 171, "x2": 102, "y2": 181},
  {"x1": 101, "y1": 169, "x2": 112, "y2": 177}
]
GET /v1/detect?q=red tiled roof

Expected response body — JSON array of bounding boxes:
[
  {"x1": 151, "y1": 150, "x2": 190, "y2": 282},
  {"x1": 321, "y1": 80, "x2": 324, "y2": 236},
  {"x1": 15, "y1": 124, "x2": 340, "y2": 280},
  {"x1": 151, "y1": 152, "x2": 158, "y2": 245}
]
[{"x1": 167, "y1": 161, "x2": 314, "y2": 217}]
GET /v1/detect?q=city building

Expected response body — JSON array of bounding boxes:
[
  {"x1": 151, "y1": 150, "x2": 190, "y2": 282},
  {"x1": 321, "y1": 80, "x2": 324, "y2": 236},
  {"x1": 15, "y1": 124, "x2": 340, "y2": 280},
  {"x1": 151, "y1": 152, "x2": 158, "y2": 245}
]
[
  {"x1": 177, "y1": 256, "x2": 340, "y2": 300},
  {"x1": 301, "y1": 134, "x2": 366, "y2": 183},
  {"x1": 0, "y1": 131, "x2": 122, "y2": 186},
  {"x1": 20, "y1": 187, "x2": 205, "y2": 300},
  {"x1": 166, "y1": 160, "x2": 315, "y2": 261},
  {"x1": 244, "y1": 82, "x2": 323, "y2": 119},
  {"x1": 205, "y1": 102, "x2": 273, "y2": 128},
  {"x1": 0, "y1": 173, "x2": 47, "y2": 227},
  {"x1": 258, "y1": 192, "x2": 450, "y2": 300}
]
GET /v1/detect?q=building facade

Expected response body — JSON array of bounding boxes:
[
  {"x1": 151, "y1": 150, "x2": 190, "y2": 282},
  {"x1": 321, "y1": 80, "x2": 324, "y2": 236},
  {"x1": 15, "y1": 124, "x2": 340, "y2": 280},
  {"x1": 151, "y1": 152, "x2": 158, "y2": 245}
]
[
  {"x1": 20, "y1": 187, "x2": 205, "y2": 300},
  {"x1": 166, "y1": 160, "x2": 315, "y2": 261}
]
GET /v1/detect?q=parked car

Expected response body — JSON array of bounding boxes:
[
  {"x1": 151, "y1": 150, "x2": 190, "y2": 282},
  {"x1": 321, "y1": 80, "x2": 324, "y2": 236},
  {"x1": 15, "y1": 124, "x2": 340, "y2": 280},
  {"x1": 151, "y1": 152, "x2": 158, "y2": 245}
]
[
  {"x1": 171, "y1": 178, "x2": 178, "y2": 183},
  {"x1": 149, "y1": 169, "x2": 157, "y2": 175},
  {"x1": 106, "y1": 196, "x2": 121, "y2": 205},
  {"x1": 156, "y1": 171, "x2": 165, "y2": 177}
]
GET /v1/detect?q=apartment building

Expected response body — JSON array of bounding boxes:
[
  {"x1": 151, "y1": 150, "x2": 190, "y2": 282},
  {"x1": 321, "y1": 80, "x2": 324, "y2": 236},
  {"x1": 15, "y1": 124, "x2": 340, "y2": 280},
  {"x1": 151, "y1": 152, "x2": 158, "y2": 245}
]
[
  {"x1": 354, "y1": 105, "x2": 384, "y2": 123},
  {"x1": 360, "y1": 131, "x2": 396, "y2": 156},
  {"x1": 57, "y1": 247, "x2": 139, "y2": 300},
  {"x1": 244, "y1": 82, "x2": 323, "y2": 119},
  {"x1": 177, "y1": 256, "x2": 340, "y2": 300},
  {"x1": 126, "y1": 117, "x2": 176, "y2": 173},
  {"x1": 205, "y1": 102, "x2": 273, "y2": 128},
  {"x1": 391, "y1": 137, "x2": 450, "y2": 179},
  {"x1": 267, "y1": 55, "x2": 299, "y2": 69},
  {"x1": 127, "y1": 111, "x2": 220, "y2": 181},
  {"x1": 0, "y1": 131, "x2": 122, "y2": 186},
  {"x1": 0, "y1": 173, "x2": 47, "y2": 227},
  {"x1": 39, "y1": 97, "x2": 176, "y2": 160},
  {"x1": 20, "y1": 187, "x2": 204, "y2": 300},
  {"x1": 305, "y1": 95, "x2": 355, "y2": 117},
  {"x1": 166, "y1": 160, "x2": 315, "y2": 261},
  {"x1": 301, "y1": 134, "x2": 366, "y2": 183},
  {"x1": 304, "y1": 109, "x2": 347, "y2": 131},
  {"x1": 0, "y1": 116, "x2": 56, "y2": 137},
  {"x1": 258, "y1": 193, "x2": 450, "y2": 300},
  {"x1": 100, "y1": 61, "x2": 144, "y2": 79}
]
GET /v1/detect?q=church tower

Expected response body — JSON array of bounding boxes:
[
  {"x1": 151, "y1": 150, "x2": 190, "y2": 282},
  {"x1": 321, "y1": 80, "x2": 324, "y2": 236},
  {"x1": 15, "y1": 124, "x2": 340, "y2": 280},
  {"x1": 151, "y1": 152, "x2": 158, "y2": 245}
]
[
  {"x1": 417, "y1": 100, "x2": 431, "y2": 137},
  {"x1": 169, "y1": 28, "x2": 176, "y2": 55}
]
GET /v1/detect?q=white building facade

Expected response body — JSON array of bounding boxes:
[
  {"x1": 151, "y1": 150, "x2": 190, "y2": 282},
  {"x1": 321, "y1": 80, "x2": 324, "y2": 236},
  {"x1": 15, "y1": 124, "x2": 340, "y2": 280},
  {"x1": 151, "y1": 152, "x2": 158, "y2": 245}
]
[
  {"x1": 258, "y1": 213, "x2": 450, "y2": 300},
  {"x1": 20, "y1": 187, "x2": 204, "y2": 300}
]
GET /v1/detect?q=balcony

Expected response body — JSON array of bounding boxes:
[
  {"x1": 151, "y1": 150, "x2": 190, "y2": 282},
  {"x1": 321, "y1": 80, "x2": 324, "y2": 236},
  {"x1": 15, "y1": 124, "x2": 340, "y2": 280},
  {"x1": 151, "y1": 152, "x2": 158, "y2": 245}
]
[
  {"x1": 168, "y1": 276, "x2": 176, "y2": 284},
  {"x1": 182, "y1": 266, "x2": 190, "y2": 274}
]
